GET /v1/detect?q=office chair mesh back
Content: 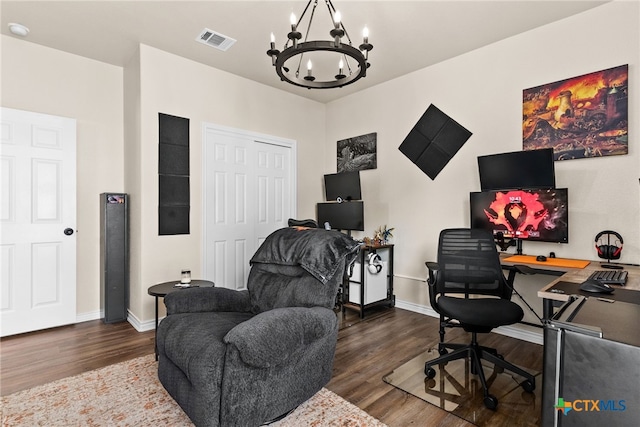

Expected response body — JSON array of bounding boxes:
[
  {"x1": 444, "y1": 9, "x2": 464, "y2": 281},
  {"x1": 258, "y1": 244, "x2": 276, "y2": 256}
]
[{"x1": 437, "y1": 228, "x2": 511, "y2": 300}]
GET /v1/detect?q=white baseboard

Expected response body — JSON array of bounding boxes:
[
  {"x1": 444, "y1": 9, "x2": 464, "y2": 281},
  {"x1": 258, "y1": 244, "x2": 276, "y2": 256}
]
[
  {"x1": 127, "y1": 310, "x2": 156, "y2": 332},
  {"x1": 76, "y1": 310, "x2": 103, "y2": 323},
  {"x1": 395, "y1": 299, "x2": 543, "y2": 345},
  {"x1": 75, "y1": 309, "x2": 156, "y2": 333}
]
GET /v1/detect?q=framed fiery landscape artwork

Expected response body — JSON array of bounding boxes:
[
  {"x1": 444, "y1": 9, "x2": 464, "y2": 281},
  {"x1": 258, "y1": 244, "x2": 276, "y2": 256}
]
[{"x1": 523, "y1": 64, "x2": 628, "y2": 161}]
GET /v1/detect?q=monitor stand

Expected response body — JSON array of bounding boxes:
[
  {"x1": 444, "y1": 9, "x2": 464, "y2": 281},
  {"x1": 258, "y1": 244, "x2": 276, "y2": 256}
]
[
  {"x1": 601, "y1": 262, "x2": 623, "y2": 270},
  {"x1": 515, "y1": 238, "x2": 523, "y2": 255}
]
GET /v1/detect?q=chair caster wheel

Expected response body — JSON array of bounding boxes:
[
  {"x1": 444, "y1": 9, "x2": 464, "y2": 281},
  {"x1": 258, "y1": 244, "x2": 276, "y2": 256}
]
[
  {"x1": 425, "y1": 366, "x2": 436, "y2": 379},
  {"x1": 521, "y1": 379, "x2": 535, "y2": 393},
  {"x1": 484, "y1": 395, "x2": 498, "y2": 410},
  {"x1": 438, "y1": 347, "x2": 448, "y2": 356}
]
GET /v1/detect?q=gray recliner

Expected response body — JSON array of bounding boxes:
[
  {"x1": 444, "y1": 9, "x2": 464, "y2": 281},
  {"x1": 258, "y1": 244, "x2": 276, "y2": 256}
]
[{"x1": 156, "y1": 227, "x2": 360, "y2": 427}]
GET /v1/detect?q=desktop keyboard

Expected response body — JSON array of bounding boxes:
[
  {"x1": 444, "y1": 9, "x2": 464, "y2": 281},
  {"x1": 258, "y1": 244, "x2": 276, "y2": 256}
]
[{"x1": 588, "y1": 270, "x2": 628, "y2": 285}]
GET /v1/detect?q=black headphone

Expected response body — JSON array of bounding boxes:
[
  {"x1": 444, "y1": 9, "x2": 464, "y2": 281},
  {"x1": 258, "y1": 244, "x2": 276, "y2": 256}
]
[
  {"x1": 367, "y1": 252, "x2": 383, "y2": 274},
  {"x1": 595, "y1": 230, "x2": 623, "y2": 260}
]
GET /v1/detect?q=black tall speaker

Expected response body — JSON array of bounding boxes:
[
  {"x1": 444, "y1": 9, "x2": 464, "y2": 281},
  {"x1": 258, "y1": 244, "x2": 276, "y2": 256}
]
[
  {"x1": 399, "y1": 104, "x2": 472, "y2": 180},
  {"x1": 100, "y1": 193, "x2": 129, "y2": 323}
]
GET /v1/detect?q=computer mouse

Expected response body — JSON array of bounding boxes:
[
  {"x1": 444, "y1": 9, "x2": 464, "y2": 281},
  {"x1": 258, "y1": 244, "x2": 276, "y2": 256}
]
[
  {"x1": 579, "y1": 279, "x2": 614, "y2": 294},
  {"x1": 536, "y1": 255, "x2": 547, "y2": 262}
]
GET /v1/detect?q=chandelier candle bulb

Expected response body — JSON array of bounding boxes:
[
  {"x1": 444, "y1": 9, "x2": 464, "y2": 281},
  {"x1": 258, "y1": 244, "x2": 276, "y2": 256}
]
[
  {"x1": 304, "y1": 59, "x2": 316, "y2": 81},
  {"x1": 287, "y1": 12, "x2": 302, "y2": 48},
  {"x1": 267, "y1": 32, "x2": 280, "y2": 66},
  {"x1": 335, "y1": 59, "x2": 346, "y2": 80},
  {"x1": 329, "y1": 10, "x2": 344, "y2": 47},
  {"x1": 363, "y1": 27, "x2": 369, "y2": 44},
  {"x1": 333, "y1": 11, "x2": 341, "y2": 29}
]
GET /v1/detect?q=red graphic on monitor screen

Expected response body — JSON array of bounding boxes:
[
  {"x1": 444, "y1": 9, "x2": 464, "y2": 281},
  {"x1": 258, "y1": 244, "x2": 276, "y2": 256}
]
[
  {"x1": 470, "y1": 188, "x2": 569, "y2": 243},
  {"x1": 485, "y1": 191, "x2": 547, "y2": 238}
]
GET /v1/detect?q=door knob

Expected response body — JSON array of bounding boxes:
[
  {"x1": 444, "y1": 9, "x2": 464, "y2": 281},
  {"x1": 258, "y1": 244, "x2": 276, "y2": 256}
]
[{"x1": 64, "y1": 228, "x2": 74, "y2": 236}]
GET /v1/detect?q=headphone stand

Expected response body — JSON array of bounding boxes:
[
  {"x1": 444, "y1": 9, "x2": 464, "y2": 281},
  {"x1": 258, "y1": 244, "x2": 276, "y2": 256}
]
[{"x1": 596, "y1": 230, "x2": 624, "y2": 269}]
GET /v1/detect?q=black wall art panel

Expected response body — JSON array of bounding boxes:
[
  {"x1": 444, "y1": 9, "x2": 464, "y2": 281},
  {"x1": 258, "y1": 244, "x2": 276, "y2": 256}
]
[
  {"x1": 158, "y1": 113, "x2": 190, "y2": 235},
  {"x1": 398, "y1": 104, "x2": 472, "y2": 180}
]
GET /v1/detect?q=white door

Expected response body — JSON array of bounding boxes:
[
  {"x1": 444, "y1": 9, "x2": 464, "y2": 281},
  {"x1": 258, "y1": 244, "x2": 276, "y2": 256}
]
[
  {"x1": 1, "y1": 108, "x2": 76, "y2": 337},
  {"x1": 203, "y1": 125, "x2": 295, "y2": 290}
]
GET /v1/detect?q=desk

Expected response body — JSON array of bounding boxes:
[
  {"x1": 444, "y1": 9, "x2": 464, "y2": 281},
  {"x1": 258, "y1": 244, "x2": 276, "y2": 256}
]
[
  {"x1": 148, "y1": 279, "x2": 214, "y2": 359},
  {"x1": 503, "y1": 256, "x2": 640, "y2": 425},
  {"x1": 500, "y1": 253, "x2": 640, "y2": 319},
  {"x1": 537, "y1": 262, "x2": 640, "y2": 319},
  {"x1": 542, "y1": 296, "x2": 640, "y2": 426}
]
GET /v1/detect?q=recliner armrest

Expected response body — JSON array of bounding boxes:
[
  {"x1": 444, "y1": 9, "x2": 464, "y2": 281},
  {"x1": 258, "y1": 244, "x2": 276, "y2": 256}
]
[
  {"x1": 164, "y1": 287, "x2": 251, "y2": 315},
  {"x1": 223, "y1": 306, "x2": 338, "y2": 368}
]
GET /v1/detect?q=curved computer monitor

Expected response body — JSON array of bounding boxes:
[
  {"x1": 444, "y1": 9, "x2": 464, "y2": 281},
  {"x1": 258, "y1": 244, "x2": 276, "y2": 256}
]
[
  {"x1": 324, "y1": 171, "x2": 361, "y2": 202},
  {"x1": 478, "y1": 148, "x2": 555, "y2": 191},
  {"x1": 470, "y1": 188, "x2": 568, "y2": 243}
]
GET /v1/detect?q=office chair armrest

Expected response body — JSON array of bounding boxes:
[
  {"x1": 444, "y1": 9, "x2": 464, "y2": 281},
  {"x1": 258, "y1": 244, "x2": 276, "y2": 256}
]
[{"x1": 425, "y1": 262, "x2": 439, "y2": 285}]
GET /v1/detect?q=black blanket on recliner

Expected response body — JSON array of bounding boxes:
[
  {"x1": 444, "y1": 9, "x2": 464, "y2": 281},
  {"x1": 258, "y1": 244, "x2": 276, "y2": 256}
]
[{"x1": 250, "y1": 227, "x2": 360, "y2": 284}]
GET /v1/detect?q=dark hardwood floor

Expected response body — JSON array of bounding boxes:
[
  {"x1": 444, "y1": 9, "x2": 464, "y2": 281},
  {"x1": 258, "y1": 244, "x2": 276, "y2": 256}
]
[
  {"x1": 1, "y1": 307, "x2": 543, "y2": 426},
  {"x1": 0, "y1": 319, "x2": 155, "y2": 395}
]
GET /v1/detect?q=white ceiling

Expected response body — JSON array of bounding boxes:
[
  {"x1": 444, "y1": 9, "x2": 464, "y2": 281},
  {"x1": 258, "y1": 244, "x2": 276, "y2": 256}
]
[{"x1": 1, "y1": 1, "x2": 607, "y2": 104}]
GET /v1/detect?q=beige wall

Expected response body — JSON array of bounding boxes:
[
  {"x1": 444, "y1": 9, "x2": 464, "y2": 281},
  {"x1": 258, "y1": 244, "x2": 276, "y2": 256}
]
[
  {"x1": 325, "y1": 1, "x2": 640, "y2": 306},
  {"x1": 127, "y1": 45, "x2": 326, "y2": 324},
  {"x1": 1, "y1": 35, "x2": 124, "y2": 318}
]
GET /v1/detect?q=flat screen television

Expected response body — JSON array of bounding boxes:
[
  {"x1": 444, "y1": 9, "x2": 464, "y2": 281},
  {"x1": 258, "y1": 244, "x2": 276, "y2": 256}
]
[
  {"x1": 477, "y1": 148, "x2": 555, "y2": 191},
  {"x1": 470, "y1": 188, "x2": 568, "y2": 243},
  {"x1": 317, "y1": 201, "x2": 364, "y2": 231},
  {"x1": 324, "y1": 171, "x2": 361, "y2": 201}
]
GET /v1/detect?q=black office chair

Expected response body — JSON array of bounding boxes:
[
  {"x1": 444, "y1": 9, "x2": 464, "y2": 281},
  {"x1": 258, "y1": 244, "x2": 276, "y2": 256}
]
[{"x1": 424, "y1": 228, "x2": 535, "y2": 410}]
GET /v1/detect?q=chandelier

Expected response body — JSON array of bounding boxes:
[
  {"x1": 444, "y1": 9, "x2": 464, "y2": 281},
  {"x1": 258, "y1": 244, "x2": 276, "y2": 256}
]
[{"x1": 266, "y1": 0, "x2": 373, "y2": 89}]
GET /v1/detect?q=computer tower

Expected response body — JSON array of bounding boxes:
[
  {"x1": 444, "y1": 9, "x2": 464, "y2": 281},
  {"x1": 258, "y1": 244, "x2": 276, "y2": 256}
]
[{"x1": 100, "y1": 193, "x2": 129, "y2": 323}]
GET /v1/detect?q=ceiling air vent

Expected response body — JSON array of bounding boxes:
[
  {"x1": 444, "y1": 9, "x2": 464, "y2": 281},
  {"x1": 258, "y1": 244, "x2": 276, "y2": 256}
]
[{"x1": 196, "y1": 28, "x2": 236, "y2": 52}]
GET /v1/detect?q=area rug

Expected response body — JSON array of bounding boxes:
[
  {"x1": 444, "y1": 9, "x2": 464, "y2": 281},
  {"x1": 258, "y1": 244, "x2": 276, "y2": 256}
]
[
  {"x1": 382, "y1": 349, "x2": 542, "y2": 426},
  {"x1": 1, "y1": 354, "x2": 386, "y2": 427}
]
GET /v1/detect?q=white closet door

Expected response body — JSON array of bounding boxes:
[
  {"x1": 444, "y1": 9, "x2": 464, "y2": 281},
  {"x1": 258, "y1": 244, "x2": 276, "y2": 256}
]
[{"x1": 203, "y1": 125, "x2": 295, "y2": 290}]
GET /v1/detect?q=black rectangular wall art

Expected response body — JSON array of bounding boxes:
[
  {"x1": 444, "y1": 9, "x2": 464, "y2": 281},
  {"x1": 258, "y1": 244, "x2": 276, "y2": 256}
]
[
  {"x1": 398, "y1": 104, "x2": 472, "y2": 180},
  {"x1": 158, "y1": 113, "x2": 190, "y2": 235}
]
